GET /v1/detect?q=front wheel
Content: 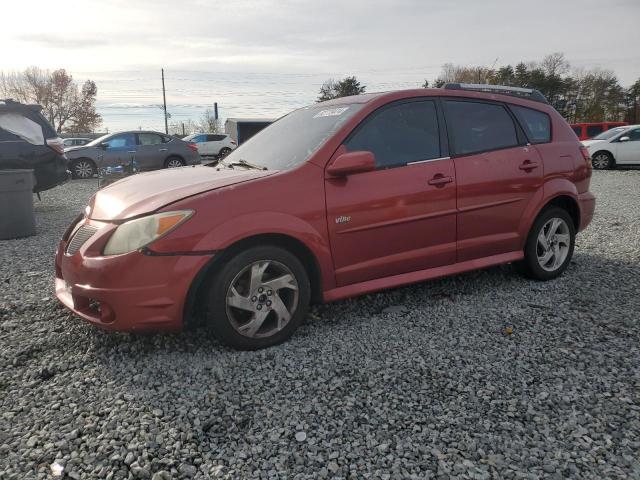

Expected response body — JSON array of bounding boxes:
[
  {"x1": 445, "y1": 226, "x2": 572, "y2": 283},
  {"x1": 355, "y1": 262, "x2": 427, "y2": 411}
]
[
  {"x1": 516, "y1": 207, "x2": 575, "y2": 281},
  {"x1": 164, "y1": 156, "x2": 185, "y2": 168},
  {"x1": 71, "y1": 159, "x2": 96, "y2": 179},
  {"x1": 591, "y1": 151, "x2": 614, "y2": 170},
  {"x1": 205, "y1": 246, "x2": 310, "y2": 350}
]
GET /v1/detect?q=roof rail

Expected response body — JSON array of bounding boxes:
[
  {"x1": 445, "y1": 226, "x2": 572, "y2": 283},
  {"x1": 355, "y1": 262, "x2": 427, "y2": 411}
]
[
  {"x1": 443, "y1": 83, "x2": 548, "y2": 104},
  {"x1": 0, "y1": 98, "x2": 44, "y2": 112}
]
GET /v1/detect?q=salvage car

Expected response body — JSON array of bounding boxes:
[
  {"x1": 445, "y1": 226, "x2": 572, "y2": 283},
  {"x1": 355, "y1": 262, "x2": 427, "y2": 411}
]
[
  {"x1": 0, "y1": 99, "x2": 68, "y2": 192},
  {"x1": 65, "y1": 130, "x2": 201, "y2": 179},
  {"x1": 56, "y1": 84, "x2": 595, "y2": 350}
]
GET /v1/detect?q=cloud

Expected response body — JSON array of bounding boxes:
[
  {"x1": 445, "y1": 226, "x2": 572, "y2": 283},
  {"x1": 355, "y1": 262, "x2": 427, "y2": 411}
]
[{"x1": 17, "y1": 33, "x2": 110, "y2": 49}]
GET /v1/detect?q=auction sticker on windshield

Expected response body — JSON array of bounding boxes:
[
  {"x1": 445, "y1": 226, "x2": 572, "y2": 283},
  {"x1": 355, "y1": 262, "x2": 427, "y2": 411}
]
[{"x1": 313, "y1": 107, "x2": 349, "y2": 118}]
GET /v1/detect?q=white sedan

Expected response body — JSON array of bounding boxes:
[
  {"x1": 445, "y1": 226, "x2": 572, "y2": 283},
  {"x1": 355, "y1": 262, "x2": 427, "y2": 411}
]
[
  {"x1": 583, "y1": 125, "x2": 640, "y2": 169},
  {"x1": 183, "y1": 133, "x2": 236, "y2": 157}
]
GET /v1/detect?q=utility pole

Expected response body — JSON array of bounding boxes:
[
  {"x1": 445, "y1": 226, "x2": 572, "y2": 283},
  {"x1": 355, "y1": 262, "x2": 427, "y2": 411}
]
[{"x1": 161, "y1": 68, "x2": 168, "y2": 134}]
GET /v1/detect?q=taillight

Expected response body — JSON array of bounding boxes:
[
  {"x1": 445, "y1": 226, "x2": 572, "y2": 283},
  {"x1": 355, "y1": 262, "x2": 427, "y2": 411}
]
[
  {"x1": 579, "y1": 146, "x2": 592, "y2": 167},
  {"x1": 187, "y1": 142, "x2": 198, "y2": 152},
  {"x1": 47, "y1": 137, "x2": 65, "y2": 154},
  {"x1": 230, "y1": 140, "x2": 237, "y2": 146}
]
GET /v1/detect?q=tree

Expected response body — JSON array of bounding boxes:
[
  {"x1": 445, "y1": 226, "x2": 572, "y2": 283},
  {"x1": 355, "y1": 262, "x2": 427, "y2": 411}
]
[
  {"x1": 624, "y1": 78, "x2": 640, "y2": 124},
  {"x1": 0, "y1": 67, "x2": 101, "y2": 133},
  {"x1": 317, "y1": 76, "x2": 366, "y2": 102},
  {"x1": 197, "y1": 108, "x2": 222, "y2": 133},
  {"x1": 422, "y1": 79, "x2": 429, "y2": 88}
]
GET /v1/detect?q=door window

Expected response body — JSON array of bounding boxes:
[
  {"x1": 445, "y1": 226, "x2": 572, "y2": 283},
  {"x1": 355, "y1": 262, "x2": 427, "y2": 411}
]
[
  {"x1": 191, "y1": 135, "x2": 206, "y2": 142},
  {"x1": 511, "y1": 105, "x2": 551, "y2": 143},
  {"x1": 138, "y1": 133, "x2": 163, "y2": 145},
  {"x1": 443, "y1": 100, "x2": 518, "y2": 155},
  {"x1": 625, "y1": 129, "x2": 640, "y2": 141},
  {"x1": 586, "y1": 125, "x2": 603, "y2": 137},
  {"x1": 572, "y1": 126, "x2": 582, "y2": 137},
  {"x1": 207, "y1": 134, "x2": 226, "y2": 141},
  {"x1": 345, "y1": 100, "x2": 440, "y2": 169},
  {"x1": 104, "y1": 133, "x2": 135, "y2": 149}
]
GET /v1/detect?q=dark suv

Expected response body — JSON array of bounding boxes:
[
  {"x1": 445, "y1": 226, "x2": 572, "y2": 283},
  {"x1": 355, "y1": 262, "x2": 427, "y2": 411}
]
[{"x1": 0, "y1": 99, "x2": 69, "y2": 192}]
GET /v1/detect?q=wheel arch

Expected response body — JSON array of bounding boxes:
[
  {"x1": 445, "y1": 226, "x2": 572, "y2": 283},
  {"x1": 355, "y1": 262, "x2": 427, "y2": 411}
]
[{"x1": 183, "y1": 233, "x2": 324, "y2": 328}]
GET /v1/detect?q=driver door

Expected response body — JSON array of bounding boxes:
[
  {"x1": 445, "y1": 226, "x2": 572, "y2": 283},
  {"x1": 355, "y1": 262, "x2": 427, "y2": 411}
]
[
  {"x1": 616, "y1": 128, "x2": 640, "y2": 164},
  {"x1": 100, "y1": 133, "x2": 136, "y2": 170},
  {"x1": 325, "y1": 99, "x2": 457, "y2": 287}
]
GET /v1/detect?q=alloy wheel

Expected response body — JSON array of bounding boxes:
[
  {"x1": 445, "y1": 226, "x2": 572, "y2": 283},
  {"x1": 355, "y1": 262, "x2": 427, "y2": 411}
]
[
  {"x1": 225, "y1": 260, "x2": 299, "y2": 338},
  {"x1": 74, "y1": 161, "x2": 94, "y2": 178},
  {"x1": 166, "y1": 158, "x2": 184, "y2": 168},
  {"x1": 592, "y1": 153, "x2": 610, "y2": 169},
  {"x1": 536, "y1": 218, "x2": 571, "y2": 272}
]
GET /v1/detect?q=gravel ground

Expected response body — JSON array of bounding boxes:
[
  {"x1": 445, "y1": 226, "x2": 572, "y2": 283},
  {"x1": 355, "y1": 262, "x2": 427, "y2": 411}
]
[{"x1": 1, "y1": 172, "x2": 639, "y2": 480}]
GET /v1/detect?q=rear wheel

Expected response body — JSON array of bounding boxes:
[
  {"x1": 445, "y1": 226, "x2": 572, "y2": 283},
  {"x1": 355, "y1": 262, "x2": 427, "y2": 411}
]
[
  {"x1": 591, "y1": 151, "x2": 614, "y2": 170},
  {"x1": 218, "y1": 147, "x2": 232, "y2": 158},
  {"x1": 205, "y1": 246, "x2": 310, "y2": 350},
  {"x1": 516, "y1": 207, "x2": 575, "y2": 281},
  {"x1": 165, "y1": 156, "x2": 185, "y2": 168},
  {"x1": 71, "y1": 159, "x2": 96, "y2": 179}
]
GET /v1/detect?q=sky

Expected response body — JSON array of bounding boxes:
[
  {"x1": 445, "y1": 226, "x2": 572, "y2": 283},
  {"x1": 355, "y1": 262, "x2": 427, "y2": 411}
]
[{"x1": 2, "y1": 0, "x2": 639, "y2": 132}]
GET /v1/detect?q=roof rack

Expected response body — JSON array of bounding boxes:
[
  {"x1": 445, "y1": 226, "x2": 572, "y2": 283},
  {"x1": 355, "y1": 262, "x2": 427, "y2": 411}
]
[
  {"x1": 443, "y1": 83, "x2": 548, "y2": 104},
  {"x1": 0, "y1": 98, "x2": 44, "y2": 112}
]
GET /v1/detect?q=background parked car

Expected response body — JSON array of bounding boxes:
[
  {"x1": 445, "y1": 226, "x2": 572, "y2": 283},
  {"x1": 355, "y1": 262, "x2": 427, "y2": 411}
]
[
  {"x1": 182, "y1": 133, "x2": 236, "y2": 157},
  {"x1": 583, "y1": 124, "x2": 640, "y2": 169},
  {"x1": 0, "y1": 99, "x2": 69, "y2": 192},
  {"x1": 63, "y1": 137, "x2": 92, "y2": 148},
  {"x1": 65, "y1": 130, "x2": 200, "y2": 178},
  {"x1": 571, "y1": 121, "x2": 628, "y2": 140}
]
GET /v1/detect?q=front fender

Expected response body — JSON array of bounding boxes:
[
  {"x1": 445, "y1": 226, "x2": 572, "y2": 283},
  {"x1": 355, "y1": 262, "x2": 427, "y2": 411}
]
[{"x1": 194, "y1": 211, "x2": 335, "y2": 291}]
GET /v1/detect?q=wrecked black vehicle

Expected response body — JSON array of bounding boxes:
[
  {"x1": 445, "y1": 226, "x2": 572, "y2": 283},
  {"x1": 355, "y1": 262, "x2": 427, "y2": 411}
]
[{"x1": 0, "y1": 99, "x2": 69, "y2": 192}]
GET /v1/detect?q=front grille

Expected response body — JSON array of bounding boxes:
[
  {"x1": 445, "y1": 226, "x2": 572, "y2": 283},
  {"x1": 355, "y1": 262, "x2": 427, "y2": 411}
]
[{"x1": 66, "y1": 224, "x2": 99, "y2": 255}]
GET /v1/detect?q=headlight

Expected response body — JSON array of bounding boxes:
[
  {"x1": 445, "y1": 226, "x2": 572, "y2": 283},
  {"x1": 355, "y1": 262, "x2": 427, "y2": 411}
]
[{"x1": 103, "y1": 210, "x2": 193, "y2": 255}]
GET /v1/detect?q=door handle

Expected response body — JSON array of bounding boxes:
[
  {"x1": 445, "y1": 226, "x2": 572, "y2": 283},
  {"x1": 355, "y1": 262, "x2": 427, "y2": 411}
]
[
  {"x1": 159, "y1": 148, "x2": 168, "y2": 152},
  {"x1": 127, "y1": 150, "x2": 136, "y2": 154},
  {"x1": 519, "y1": 160, "x2": 539, "y2": 171},
  {"x1": 427, "y1": 174, "x2": 453, "y2": 187}
]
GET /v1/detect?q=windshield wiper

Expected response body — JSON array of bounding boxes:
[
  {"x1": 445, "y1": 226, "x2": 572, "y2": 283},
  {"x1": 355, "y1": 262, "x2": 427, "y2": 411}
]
[{"x1": 224, "y1": 159, "x2": 267, "y2": 171}]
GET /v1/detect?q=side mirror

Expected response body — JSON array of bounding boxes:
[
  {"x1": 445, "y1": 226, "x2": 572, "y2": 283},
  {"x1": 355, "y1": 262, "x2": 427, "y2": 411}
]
[
  {"x1": 619, "y1": 136, "x2": 630, "y2": 142},
  {"x1": 327, "y1": 151, "x2": 375, "y2": 177},
  {"x1": 99, "y1": 142, "x2": 109, "y2": 150}
]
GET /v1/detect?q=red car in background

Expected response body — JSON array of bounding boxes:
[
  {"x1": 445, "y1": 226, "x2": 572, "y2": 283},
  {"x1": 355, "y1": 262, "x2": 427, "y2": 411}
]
[
  {"x1": 571, "y1": 121, "x2": 628, "y2": 140},
  {"x1": 55, "y1": 84, "x2": 595, "y2": 350}
]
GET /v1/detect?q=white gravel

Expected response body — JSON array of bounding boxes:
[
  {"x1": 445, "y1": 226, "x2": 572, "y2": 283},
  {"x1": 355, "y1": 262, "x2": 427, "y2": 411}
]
[{"x1": 1, "y1": 172, "x2": 639, "y2": 479}]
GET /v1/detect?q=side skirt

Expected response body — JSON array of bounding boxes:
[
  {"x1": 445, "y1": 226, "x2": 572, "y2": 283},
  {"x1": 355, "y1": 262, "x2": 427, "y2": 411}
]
[{"x1": 322, "y1": 251, "x2": 524, "y2": 302}]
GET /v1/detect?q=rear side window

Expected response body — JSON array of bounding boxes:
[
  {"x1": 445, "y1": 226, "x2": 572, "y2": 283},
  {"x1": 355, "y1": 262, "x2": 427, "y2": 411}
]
[
  {"x1": 346, "y1": 100, "x2": 440, "y2": 169},
  {"x1": 586, "y1": 125, "x2": 603, "y2": 137},
  {"x1": 572, "y1": 126, "x2": 582, "y2": 137},
  {"x1": 138, "y1": 133, "x2": 163, "y2": 145},
  {"x1": 444, "y1": 100, "x2": 518, "y2": 155},
  {"x1": 511, "y1": 105, "x2": 551, "y2": 144},
  {"x1": 207, "y1": 134, "x2": 226, "y2": 141}
]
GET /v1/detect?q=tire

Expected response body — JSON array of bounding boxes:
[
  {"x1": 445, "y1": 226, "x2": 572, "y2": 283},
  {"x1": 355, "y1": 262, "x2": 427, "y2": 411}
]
[
  {"x1": 70, "y1": 159, "x2": 96, "y2": 179},
  {"x1": 516, "y1": 207, "x2": 576, "y2": 281},
  {"x1": 218, "y1": 147, "x2": 232, "y2": 158},
  {"x1": 205, "y1": 245, "x2": 310, "y2": 350},
  {"x1": 591, "y1": 151, "x2": 614, "y2": 170},
  {"x1": 164, "y1": 156, "x2": 185, "y2": 168}
]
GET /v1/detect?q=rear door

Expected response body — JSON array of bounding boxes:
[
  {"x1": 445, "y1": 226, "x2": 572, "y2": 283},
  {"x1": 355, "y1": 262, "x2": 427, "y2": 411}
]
[
  {"x1": 443, "y1": 99, "x2": 544, "y2": 262},
  {"x1": 616, "y1": 127, "x2": 640, "y2": 164},
  {"x1": 206, "y1": 134, "x2": 225, "y2": 155},
  {"x1": 135, "y1": 132, "x2": 166, "y2": 170},
  {"x1": 325, "y1": 99, "x2": 457, "y2": 286}
]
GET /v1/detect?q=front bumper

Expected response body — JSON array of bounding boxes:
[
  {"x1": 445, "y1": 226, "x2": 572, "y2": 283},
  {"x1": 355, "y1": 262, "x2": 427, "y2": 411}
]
[
  {"x1": 578, "y1": 191, "x2": 596, "y2": 232},
  {"x1": 54, "y1": 222, "x2": 212, "y2": 332}
]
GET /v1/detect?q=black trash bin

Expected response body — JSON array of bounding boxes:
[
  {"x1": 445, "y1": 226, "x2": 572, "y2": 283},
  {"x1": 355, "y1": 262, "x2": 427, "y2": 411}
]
[{"x1": 0, "y1": 169, "x2": 36, "y2": 240}]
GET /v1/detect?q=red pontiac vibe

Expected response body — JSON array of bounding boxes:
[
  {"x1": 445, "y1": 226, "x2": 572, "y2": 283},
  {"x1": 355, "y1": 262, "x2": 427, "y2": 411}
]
[{"x1": 55, "y1": 84, "x2": 595, "y2": 350}]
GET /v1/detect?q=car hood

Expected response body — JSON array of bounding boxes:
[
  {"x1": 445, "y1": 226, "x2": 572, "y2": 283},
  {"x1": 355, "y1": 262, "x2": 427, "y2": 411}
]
[
  {"x1": 582, "y1": 139, "x2": 606, "y2": 149},
  {"x1": 88, "y1": 165, "x2": 274, "y2": 221}
]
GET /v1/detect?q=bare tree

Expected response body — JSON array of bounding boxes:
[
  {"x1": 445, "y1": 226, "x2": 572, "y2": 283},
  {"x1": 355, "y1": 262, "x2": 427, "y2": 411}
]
[
  {"x1": 197, "y1": 108, "x2": 222, "y2": 133},
  {"x1": 0, "y1": 67, "x2": 101, "y2": 133}
]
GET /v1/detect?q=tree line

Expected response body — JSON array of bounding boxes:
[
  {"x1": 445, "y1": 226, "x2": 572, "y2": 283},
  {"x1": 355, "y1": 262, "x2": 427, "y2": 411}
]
[
  {"x1": 0, "y1": 67, "x2": 101, "y2": 133},
  {"x1": 318, "y1": 53, "x2": 640, "y2": 124}
]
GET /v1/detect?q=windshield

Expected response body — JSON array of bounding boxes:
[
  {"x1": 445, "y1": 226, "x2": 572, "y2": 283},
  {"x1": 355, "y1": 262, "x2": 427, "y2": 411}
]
[
  {"x1": 223, "y1": 104, "x2": 363, "y2": 170},
  {"x1": 592, "y1": 127, "x2": 627, "y2": 141},
  {"x1": 86, "y1": 133, "x2": 112, "y2": 146}
]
